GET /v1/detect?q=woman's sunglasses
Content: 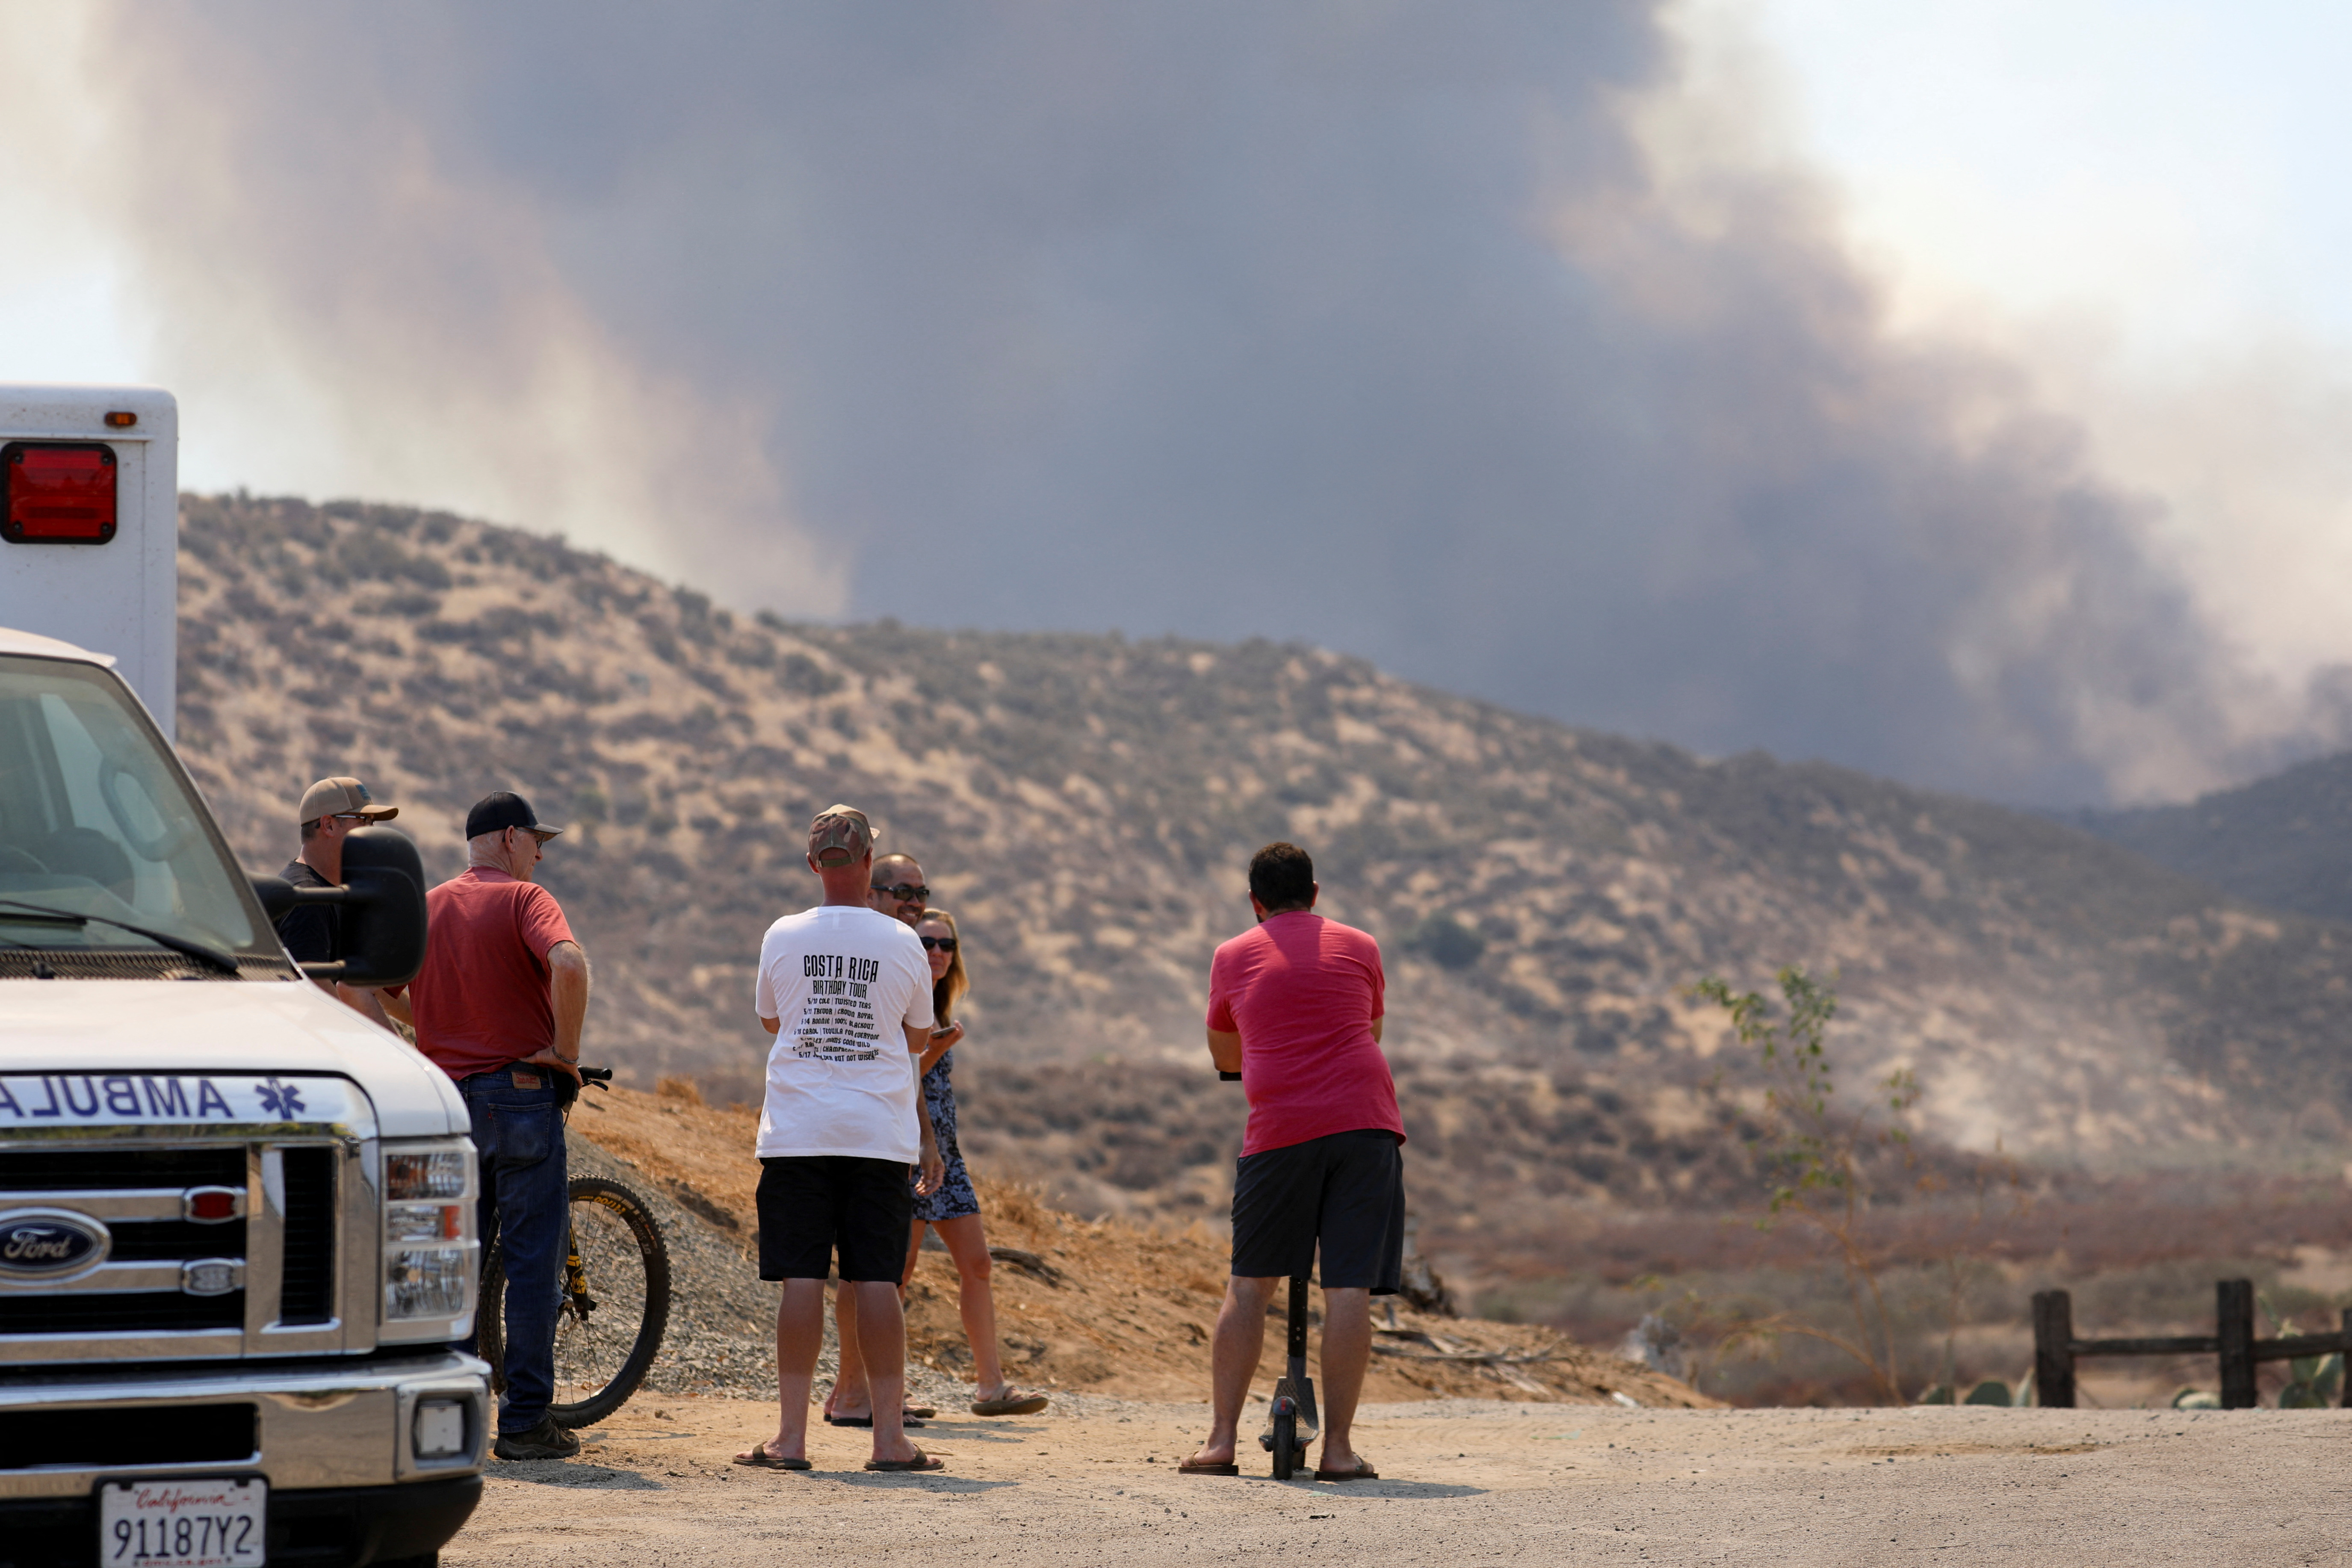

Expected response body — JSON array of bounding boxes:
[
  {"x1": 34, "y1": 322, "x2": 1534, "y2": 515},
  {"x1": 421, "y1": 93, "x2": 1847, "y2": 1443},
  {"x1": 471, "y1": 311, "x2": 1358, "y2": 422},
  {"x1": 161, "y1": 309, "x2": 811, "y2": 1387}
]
[{"x1": 919, "y1": 936, "x2": 957, "y2": 953}]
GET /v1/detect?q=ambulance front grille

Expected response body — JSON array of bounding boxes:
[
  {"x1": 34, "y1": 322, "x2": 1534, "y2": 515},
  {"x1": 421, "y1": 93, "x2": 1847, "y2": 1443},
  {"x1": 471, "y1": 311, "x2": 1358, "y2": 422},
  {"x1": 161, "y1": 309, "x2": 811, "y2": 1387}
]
[{"x1": 0, "y1": 1140, "x2": 357, "y2": 1362}]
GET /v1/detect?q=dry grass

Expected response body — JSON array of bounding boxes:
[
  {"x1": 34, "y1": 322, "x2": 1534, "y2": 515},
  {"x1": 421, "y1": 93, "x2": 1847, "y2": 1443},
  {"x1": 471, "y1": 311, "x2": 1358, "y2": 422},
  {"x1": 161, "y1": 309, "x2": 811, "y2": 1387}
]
[{"x1": 574, "y1": 1084, "x2": 1713, "y2": 1408}]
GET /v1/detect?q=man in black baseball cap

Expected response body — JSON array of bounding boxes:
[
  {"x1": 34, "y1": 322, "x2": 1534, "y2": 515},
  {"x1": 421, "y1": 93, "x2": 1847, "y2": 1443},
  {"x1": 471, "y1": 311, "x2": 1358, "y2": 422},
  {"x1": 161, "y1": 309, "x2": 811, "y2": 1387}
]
[
  {"x1": 465, "y1": 790, "x2": 564, "y2": 843},
  {"x1": 386, "y1": 789, "x2": 590, "y2": 1461}
]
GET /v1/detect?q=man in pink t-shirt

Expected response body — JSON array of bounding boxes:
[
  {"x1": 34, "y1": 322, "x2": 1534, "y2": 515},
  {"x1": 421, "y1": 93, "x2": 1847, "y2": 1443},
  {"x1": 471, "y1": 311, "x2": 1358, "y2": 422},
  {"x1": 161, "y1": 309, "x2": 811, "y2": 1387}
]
[{"x1": 1184, "y1": 842, "x2": 1405, "y2": 1485}]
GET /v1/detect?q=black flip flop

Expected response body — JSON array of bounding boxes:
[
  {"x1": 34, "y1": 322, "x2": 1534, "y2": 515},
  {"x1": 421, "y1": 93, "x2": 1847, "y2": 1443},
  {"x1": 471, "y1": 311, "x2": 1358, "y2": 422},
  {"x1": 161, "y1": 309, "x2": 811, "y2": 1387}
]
[
  {"x1": 1178, "y1": 1457, "x2": 1241, "y2": 1476},
  {"x1": 1313, "y1": 1459, "x2": 1379, "y2": 1481},
  {"x1": 970, "y1": 1391, "x2": 1051, "y2": 1417},
  {"x1": 824, "y1": 1414, "x2": 927, "y2": 1429},
  {"x1": 864, "y1": 1447, "x2": 945, "y2": 1473},
  {"x1": 733, "y1": 1448, "x2": 812, "y2": 1471}
]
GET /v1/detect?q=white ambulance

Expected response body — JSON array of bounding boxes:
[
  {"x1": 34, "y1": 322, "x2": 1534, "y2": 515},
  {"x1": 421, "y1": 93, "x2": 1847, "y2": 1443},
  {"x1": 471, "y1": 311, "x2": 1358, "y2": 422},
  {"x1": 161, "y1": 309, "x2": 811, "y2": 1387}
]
[{"x1": 0, "y1": 386, "x2": 488, "y2": 1567}]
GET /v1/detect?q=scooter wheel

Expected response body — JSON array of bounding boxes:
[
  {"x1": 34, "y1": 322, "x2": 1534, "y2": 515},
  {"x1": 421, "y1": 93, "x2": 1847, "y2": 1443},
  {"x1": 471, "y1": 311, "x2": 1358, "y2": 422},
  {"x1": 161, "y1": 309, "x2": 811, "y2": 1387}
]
[{"x1": 1270, "y1": 1407, "x2": 1300, "y2": 1480}]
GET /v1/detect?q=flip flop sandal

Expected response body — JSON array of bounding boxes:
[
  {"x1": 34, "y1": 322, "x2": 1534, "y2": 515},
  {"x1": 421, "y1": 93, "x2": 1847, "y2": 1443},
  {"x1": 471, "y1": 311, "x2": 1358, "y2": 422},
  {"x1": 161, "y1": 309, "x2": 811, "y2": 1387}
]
[
  {"x1": 824, "y1": 1415, "x2": 928, "y2": 1429},
  {"x1": 821, "y1": 1395, "x2": 926, "y2": 1420},
  {"x1": 1178, "y1": 1457, "x2": 1241, "y2": 1476},
  {"x1": 1313, "y1": 1459, "x2": 1380, "y2": 1482},
  {"x1": 733, "y1": 1449, "x2": 812, "y2": 1471},
  {"x1": 969, "y1": 1392, "x2": 1051, "y2": 1417},
  {"x1": 864, "y1": 1447, "x2": 945, "y2": 1473}
]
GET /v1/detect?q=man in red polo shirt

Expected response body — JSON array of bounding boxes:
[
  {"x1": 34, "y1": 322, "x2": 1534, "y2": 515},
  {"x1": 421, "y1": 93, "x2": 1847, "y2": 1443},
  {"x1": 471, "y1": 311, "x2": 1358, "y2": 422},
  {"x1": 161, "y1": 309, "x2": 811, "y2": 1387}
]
[{"x1": 1183, "y1": 841, "x2": 1405, "y2": 1483}]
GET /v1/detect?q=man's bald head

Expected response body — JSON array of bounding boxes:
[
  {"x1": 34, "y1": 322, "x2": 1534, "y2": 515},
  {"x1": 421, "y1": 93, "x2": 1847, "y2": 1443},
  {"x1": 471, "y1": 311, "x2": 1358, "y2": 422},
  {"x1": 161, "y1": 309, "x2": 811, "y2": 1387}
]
[{"x1": 869, "y1": 853, "x2": 928, "y2": 925}]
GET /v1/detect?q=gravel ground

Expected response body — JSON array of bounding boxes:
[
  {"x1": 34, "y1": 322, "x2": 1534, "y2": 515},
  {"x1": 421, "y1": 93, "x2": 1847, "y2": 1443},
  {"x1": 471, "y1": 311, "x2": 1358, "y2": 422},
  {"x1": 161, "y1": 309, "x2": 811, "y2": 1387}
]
[
  {"x1": 452, "y1": 1398, "x2": 2352, "y2": 1565},
  {"x1": 565, "y1": 1136, "x2": 973, "y2": 1412}
]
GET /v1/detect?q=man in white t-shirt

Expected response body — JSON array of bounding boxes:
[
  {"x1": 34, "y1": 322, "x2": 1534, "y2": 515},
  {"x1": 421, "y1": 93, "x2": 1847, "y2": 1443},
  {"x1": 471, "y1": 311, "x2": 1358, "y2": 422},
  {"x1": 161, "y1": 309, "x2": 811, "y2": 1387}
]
[{"x1": 735, "y1": 804, "x2": 947, "y2": 1474}]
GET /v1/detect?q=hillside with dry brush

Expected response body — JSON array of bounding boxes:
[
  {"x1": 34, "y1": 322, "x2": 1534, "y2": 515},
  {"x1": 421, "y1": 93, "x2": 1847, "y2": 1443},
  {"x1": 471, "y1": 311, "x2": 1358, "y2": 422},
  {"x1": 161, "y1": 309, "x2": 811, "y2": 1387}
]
[{"x1": 172, "y1": 493, "x2": 2352, "y2": 1341}]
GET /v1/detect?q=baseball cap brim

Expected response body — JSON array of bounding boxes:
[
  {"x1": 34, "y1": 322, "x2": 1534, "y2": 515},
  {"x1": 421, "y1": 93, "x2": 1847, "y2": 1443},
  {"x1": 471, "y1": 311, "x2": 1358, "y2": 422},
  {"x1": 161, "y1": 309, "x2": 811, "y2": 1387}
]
[{"x1": 355, "y1": 804, "x2": 400, "y2": 822}]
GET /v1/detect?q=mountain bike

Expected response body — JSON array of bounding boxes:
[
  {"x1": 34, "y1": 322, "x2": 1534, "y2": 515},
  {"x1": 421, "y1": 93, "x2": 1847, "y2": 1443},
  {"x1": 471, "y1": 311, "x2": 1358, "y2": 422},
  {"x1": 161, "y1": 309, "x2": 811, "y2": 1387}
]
[{"x1": 480, "y1": 1067, "x2": 672, "y2": 1428}]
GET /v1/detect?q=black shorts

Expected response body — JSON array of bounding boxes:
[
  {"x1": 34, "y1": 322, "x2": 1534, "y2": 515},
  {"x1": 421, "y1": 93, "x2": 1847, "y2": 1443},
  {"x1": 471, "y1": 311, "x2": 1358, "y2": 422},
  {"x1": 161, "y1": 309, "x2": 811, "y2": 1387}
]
[
  {"x1": 1230, "y1": 1128, "x2": 1405, "y2": 1293},
  {"x1": 756, "y1": 1156, "x2": 914, "y2": 1282}
]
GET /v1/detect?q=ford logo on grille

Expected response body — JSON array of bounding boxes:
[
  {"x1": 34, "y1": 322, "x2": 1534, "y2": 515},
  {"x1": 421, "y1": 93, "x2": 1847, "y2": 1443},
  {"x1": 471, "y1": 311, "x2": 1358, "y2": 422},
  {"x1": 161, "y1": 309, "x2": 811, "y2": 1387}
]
[{"x1": 0, "y1": 1209, "x2": 110, "y2": 1279}]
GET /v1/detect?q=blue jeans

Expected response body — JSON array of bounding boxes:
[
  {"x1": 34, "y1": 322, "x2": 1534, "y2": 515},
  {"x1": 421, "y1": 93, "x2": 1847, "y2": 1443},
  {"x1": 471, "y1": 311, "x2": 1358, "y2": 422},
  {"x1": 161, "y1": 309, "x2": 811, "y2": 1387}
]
[{"x1": 458, "y1": 1067, "x2": 567, "y2": 1435}]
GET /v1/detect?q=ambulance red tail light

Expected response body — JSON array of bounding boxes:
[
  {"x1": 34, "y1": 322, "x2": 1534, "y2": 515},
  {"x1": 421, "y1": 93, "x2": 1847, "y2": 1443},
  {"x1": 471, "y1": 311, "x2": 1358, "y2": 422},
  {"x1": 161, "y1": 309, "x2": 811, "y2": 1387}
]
[{"x1": 3, "y1": 443, "x2": 118, "y2": 544}]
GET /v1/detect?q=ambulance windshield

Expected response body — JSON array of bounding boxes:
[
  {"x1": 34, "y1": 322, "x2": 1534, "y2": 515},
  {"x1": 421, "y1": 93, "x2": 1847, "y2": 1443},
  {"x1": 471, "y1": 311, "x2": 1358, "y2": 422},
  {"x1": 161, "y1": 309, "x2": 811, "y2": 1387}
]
[{"x1": 0, "y1": 654, "x2": 264, "y2": 969}]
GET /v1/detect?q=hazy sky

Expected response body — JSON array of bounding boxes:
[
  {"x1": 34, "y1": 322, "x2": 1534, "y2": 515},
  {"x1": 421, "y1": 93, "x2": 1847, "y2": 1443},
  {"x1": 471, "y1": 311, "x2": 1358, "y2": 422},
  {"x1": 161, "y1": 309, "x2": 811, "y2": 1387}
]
[
  {"x1": 1748, "y1": 0, "x2": 2352, "y2": 712},
  {"x1": 2, "y1": 3, "x2": 2345, "y2": 806}
]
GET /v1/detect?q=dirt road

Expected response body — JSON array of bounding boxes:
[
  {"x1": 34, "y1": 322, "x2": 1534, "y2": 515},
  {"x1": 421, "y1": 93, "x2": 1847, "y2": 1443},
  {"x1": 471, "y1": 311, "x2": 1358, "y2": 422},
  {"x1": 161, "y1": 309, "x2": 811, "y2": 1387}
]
[{"x1": 450, "y1": 1396, "x2": 2352, "y2": 1565}]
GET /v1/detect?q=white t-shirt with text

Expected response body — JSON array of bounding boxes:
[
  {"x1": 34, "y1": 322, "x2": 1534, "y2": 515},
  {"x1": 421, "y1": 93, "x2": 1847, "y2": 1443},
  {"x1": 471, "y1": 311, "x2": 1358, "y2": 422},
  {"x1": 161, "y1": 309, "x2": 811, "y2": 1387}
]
[{"x1": 753, "y1": 904, "x2": 936, "y2": 1163}]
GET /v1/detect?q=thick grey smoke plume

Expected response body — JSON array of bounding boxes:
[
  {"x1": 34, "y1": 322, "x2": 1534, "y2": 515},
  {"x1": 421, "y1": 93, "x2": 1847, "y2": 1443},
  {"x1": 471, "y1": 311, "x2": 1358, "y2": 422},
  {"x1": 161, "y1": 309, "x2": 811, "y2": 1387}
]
[{"x1": 67, "y1": 2, "x2": 2260, "y2": 803}]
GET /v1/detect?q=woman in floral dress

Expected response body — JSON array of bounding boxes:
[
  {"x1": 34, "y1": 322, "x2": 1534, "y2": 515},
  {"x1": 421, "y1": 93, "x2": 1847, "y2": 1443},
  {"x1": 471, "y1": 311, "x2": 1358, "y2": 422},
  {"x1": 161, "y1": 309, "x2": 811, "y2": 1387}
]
[{"x1": 904, "y1": 908, "x2": 1049, "y2": 1417}]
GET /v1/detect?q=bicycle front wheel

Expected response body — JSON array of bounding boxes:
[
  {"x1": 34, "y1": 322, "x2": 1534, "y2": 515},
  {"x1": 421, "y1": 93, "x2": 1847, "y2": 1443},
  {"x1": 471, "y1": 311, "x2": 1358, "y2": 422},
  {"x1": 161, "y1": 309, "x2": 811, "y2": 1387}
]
[{"x1": 482, "y1": 1175, "x2": 671, "y2": 1429}]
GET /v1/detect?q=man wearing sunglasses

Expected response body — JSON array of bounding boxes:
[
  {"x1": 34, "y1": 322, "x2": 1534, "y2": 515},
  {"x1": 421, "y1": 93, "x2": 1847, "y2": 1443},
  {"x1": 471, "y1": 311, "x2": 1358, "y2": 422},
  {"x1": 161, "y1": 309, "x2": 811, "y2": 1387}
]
[
  {"x1": 277, "y1": 776, "x2": 399, "y2": 1023},
  {"x1": 386, "y1": 790, "x2": 593, "y2": 1462},
  {"x1": 869, "y1": 854, "x2": 929, "y2": 926}
]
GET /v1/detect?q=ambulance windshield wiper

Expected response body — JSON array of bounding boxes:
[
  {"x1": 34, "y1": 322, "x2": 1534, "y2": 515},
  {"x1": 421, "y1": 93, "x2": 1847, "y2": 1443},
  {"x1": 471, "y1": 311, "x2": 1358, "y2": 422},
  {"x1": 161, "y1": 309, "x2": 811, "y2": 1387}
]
[{"x1": 0, "y1": 898, "x2": 239, "y2": 974}]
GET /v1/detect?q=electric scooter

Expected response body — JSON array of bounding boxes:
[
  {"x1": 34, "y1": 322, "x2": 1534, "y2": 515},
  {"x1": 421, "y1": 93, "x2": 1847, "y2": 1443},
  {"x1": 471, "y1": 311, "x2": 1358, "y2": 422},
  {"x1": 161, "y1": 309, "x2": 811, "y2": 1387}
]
[{"x1": 1222, "y1": 1069, "x2": 1319, "y2": 1480}]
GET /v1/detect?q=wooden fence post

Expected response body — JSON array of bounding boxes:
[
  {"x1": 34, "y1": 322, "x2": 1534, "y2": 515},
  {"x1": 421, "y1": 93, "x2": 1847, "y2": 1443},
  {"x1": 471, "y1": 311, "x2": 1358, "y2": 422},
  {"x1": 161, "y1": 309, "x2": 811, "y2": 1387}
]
[
  {"x1": 2217, "y1": 1279, "x2": 2257, "y2": 1409},
  {"x1": 2339, "y1": 1309, "x2": 2352, "y2": 1410},
  {"x1": 2032, "y1": 1289, "x2": 2075, "y2": 1409}
]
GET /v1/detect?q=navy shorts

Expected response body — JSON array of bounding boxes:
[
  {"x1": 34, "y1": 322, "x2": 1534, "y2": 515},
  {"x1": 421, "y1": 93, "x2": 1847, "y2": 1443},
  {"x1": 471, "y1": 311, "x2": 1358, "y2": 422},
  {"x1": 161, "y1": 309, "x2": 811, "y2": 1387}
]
[
  {"x1": 1229, "y1": 1128, "x2": 1405, "y2": 1292},
  {"x1": 756, "y1": 1156, "x2": 914, "y2": 1282}
]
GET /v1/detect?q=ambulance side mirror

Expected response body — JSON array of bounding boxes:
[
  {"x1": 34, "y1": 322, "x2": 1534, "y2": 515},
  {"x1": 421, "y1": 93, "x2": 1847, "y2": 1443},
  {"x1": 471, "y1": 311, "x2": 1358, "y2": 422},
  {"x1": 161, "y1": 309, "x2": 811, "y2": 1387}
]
[
  {"x1": 254, "y1": 826, "x2": 428, "y2": 987},
  {"x1": 332, "y1": 826, "x2": 428, "y2": 987}
]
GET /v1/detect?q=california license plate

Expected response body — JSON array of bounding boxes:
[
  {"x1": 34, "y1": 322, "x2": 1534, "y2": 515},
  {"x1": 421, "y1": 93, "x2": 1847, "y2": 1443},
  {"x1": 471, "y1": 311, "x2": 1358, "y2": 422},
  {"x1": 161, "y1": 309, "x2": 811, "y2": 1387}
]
[{"x1": 99, "y1": 1479, "x2": 266, "y2": 1567}]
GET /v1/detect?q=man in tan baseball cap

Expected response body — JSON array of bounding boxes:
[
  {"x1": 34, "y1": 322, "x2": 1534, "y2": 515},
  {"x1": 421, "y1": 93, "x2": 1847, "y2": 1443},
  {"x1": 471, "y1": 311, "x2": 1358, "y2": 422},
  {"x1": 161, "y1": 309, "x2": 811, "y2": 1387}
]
[
  {"x1": 298, "y1": 776, "x2": 399, "y2": 833},
  {"x1": 736, "y1": 801, "x2": 946, "y2": 1474},
  {"x1": 807, "y1": 803, "x2": 873, "y2": 868},
  {"x1": 278, "y1": 777, "x2": 399, "y2": 1020}
]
